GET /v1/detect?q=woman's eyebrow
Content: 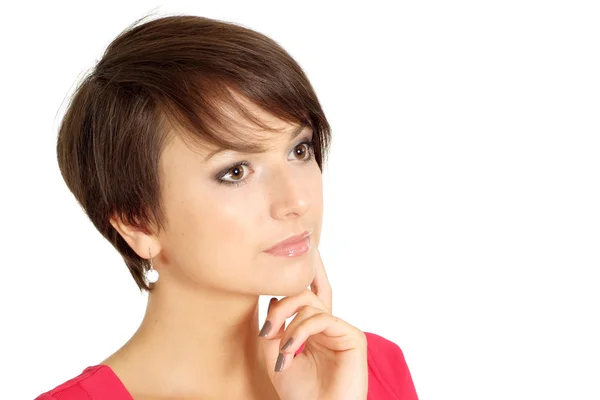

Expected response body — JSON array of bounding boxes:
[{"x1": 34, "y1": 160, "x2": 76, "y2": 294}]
[{"x1": 204, "y1": 124, "x2": 309, "y2": 161}]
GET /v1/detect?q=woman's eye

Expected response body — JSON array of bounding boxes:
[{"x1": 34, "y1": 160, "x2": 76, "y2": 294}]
[
  {"x1": 217, "y1": 141, "x2": 314, "y2": 187},
  {"x1": 218, "y1": 163, "x2": 251, "y2": 186},
  {"x1": 289, "y1": 142, "x2": 314, "y2": 162}
]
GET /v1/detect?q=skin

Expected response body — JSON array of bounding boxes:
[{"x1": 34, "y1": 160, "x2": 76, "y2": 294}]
[{"x1": 106, "y1": 101, "x2": 368, "y2": 400}]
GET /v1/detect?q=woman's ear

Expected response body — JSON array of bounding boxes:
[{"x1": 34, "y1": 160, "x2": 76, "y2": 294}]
[{"x1": 109, "y1": 214, "x2": 162, "y2": 260}]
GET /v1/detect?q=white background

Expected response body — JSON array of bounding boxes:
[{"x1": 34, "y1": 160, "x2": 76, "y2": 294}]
[{"x1": 1, "y1": 1, "x2": 599, "y2": 399}]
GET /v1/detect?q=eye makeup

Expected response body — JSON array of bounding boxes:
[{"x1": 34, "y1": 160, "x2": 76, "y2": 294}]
[{"x1": 214, "y1": 137, "x2": 316, "y2": 188}]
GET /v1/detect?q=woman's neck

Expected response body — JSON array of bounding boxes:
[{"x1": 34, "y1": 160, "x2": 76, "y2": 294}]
[{"x1": 102, "y1": 281, "x2": 279, "y2": 399}]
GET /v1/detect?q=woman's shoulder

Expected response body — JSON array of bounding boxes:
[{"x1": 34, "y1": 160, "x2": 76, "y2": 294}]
[
  {"x1": 364, "y1": 332, "x2": 419, "y2": 400},
  {"x1": 34, "y1": 365, "x2": 131, "y2": 400}
]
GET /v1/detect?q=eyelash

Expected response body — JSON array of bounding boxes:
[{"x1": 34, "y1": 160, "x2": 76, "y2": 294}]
[{"x1": 216, "y1": 140, "x2": 316, "y2": 187}]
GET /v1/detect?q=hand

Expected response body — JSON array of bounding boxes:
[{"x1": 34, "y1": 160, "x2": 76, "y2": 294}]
[{"x1": 258, "y1": 248, "x2": 368, "y2": 400}]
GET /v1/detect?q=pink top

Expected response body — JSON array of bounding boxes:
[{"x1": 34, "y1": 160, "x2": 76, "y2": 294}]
[{"x1": 35, "y1": 332, "x2": 418, "y2": 399}]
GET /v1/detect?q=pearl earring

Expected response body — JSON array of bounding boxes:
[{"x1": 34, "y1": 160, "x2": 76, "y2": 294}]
[{"x1": 145, "y1": 248, "x2": 159, "y2": 284}]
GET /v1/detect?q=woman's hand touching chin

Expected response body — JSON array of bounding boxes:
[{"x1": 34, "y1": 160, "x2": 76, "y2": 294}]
[{"x1": 258, "y1": 249, "x2": 368, "y2": 400}]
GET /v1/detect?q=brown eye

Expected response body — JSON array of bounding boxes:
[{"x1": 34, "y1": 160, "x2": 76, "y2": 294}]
[
  {"x1": 229, "y1": 166, "x2": 244, "y2": 180},
  {"x1": 295, "y1": 144, "x2": 308, "y2": 159},
  {"x1": 220, "y1": 164, "x2": 250, "y2": 184},
  {"x1": 290, "y1": 142, "x2": 312, "y2": 161}
]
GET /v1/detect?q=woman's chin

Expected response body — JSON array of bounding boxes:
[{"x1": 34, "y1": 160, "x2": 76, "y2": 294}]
[{"x1": 264, "y1": 267, "x2": 315, "y2": 296}]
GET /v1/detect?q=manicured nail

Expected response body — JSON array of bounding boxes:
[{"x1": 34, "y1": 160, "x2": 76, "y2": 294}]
[
  {"x1": 281, "y1": 338, "x2": 294, "y2": 351},
  {"x1": 259, "y1": 320, "x2": 272, "y2": 337},
  {"x1": 275, "y1": 352, "x2": 285, "y2": 372},
  {"x1": 268, "y1": 297, "x2": 277, "y2": 312}
]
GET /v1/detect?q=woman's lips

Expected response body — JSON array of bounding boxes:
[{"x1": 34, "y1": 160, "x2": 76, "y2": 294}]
[{"x1": 265, "y1": 232, "x2": 311, "y2": 257}]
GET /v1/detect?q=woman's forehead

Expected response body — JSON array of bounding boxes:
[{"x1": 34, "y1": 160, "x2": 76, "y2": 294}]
[
  {"x1": 202, "y1": 123, "x2": 310, "y2": 161},
  {"x1": 162, "y1": 121, "x2": 310, "y2": 164}
]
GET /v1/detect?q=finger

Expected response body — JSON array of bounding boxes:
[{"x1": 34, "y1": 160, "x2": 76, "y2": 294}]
[
  {"x1": 277, "y1": 304, "x2": 323, "y2": 352},
  {"x1": 275, "y1": 313, "x2": 366, "y2": 372},
  {"x1": 310, "y1": 248, "x2": 332, "y2": 312},
  {"x1": 258, "y1": 297, "x2": 285, "y2": 381},
  {"x1": 268, "y1": 296, "x2": 277, "y2": 313},
  {"x1": 258, "y1": 289, "x2": 327, "y2": 340},
  {"x1": 273, "y1": 304, "x2": 321, "y2": 363},
  {"x1": 259, "y1": 297, "x2": 284, "y2": 338}
]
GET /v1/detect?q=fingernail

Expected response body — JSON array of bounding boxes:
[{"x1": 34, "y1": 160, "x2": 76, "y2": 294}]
[
  {"x1": 268, "y1": 297, "x2": 277, "y2": 312},
  {"x1": 258, "y1": 320, "x2": 272, "y2": 337},
  {"x1": 281, "y1": 338, "x2": 294, "y2": 351},
  {"x1": 274, "y1": 352, "x2": 285, "y2": 372}
]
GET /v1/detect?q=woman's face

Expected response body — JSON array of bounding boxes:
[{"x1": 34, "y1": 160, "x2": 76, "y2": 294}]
[{"x1": 154, "y1": 108, "x2": 323, "y2": 296}]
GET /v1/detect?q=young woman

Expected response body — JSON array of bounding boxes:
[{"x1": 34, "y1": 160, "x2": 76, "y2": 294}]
[{"x1": 36, "y1": 14, "x2": 418, "y2": 400}]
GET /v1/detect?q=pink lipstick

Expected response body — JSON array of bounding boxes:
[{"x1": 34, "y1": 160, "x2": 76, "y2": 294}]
[{"x1": 265, "y1": 231, "x2": 311, "y2": 257}]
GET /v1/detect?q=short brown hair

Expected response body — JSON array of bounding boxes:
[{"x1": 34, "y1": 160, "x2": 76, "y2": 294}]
[{"x1": 57, "y1": 14, "x2": 332, "y2": 291}]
